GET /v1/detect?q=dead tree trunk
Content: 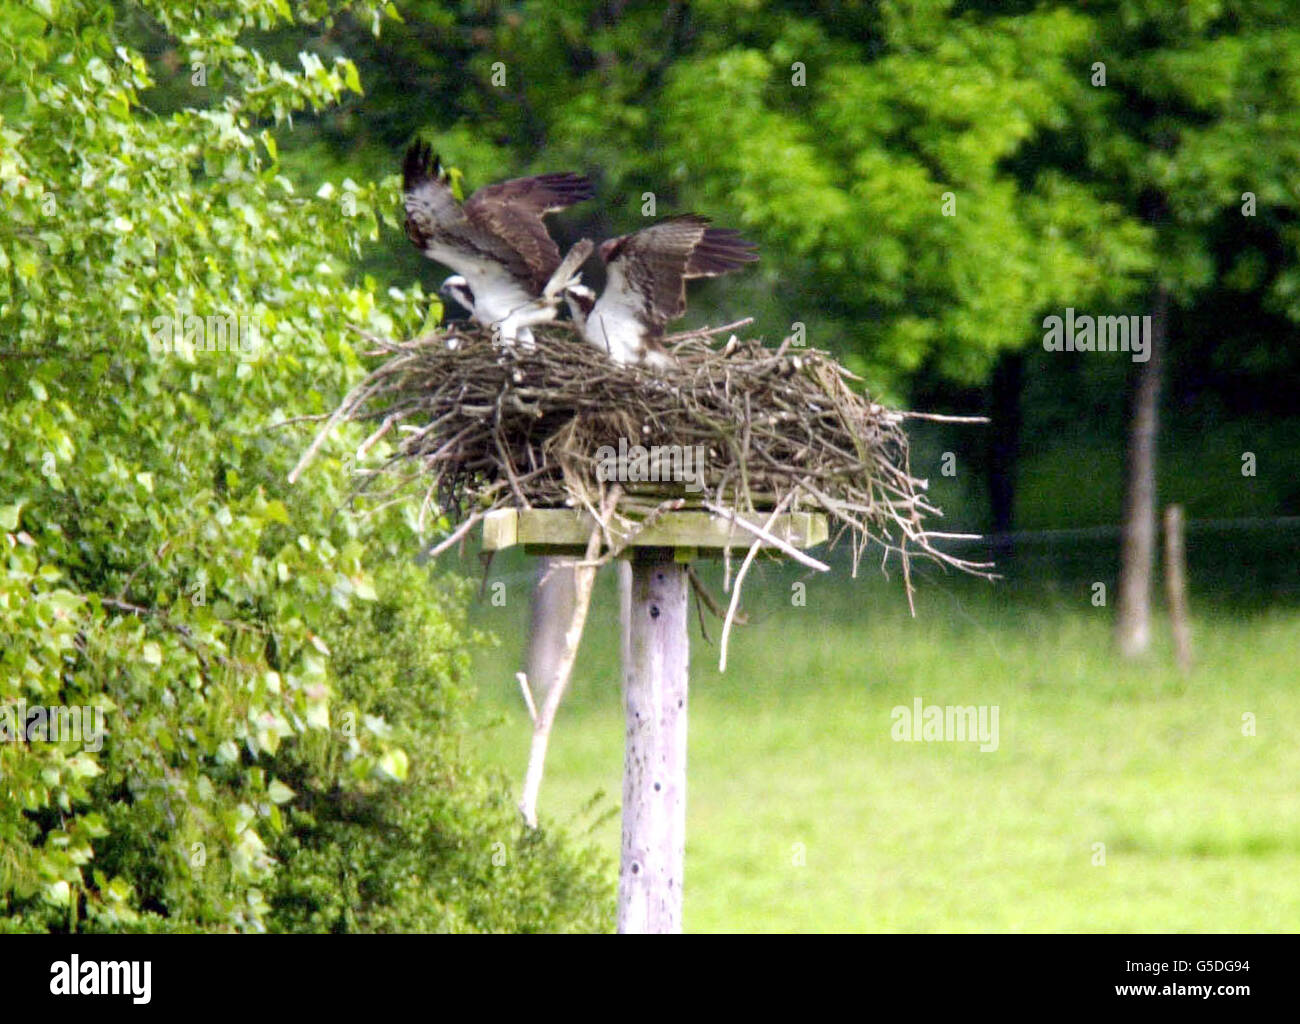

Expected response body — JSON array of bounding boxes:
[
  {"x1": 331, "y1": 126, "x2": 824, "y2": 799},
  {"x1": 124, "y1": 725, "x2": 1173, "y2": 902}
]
[
  {"x1": 618, "y1": 549, "x2": 689, "y2": 934},
  {"x1": 518, "y1": 553, "x2": 599, "y2": 829},
  {"x1": 1115, "y1": 287, "x2": 1168, "y2": 657},
  {"x1": 524, "y1": 556, "x2": 578, "y2": 706}
]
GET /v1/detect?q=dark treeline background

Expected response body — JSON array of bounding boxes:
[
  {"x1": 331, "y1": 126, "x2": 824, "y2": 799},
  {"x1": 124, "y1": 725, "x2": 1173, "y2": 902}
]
[{"x1": 131, "y1": 0, "x2": 1300, "y2": 549}]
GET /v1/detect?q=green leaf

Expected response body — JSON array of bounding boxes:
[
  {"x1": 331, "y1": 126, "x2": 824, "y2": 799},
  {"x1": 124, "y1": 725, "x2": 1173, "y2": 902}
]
[
  {"x1": 342, "y1": 61, "x2": 362, "y2": 95},
  {"x1": 267, "y1": 779, "x2": 295, "y2": 804},
  {"x1": 376, "y1": 749, "x2": 408, "y2": 782}
]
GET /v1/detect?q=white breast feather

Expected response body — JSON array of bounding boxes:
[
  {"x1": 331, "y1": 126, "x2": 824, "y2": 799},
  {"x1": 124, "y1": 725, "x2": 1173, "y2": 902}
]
[{"x1": 586, "y1": 262, "x2": 647, "y2": 364}]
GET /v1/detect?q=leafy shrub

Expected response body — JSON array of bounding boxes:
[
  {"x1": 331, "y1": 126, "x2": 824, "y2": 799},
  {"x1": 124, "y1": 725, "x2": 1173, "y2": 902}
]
[{"x1": 0, "y1": 0, "x2": 610, "y2": 933}]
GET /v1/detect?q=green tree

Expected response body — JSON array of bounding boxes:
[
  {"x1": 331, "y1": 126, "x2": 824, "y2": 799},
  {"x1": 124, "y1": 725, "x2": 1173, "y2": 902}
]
[
  {"x1": 274, "y1": 1, "x2": 1151, "y2": 395},
  {"x1": 1056, "y1": 1, "x2": 1300, "y2": 652},
  {"x1": 1, "y1": 0, "x2": 609, "y2": 932}
]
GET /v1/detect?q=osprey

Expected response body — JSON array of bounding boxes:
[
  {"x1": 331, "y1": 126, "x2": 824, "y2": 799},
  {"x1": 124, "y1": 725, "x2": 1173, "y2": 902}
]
[
  {"x1": 565, "y1": 215, "x2": 758, "y2": 369},
  {"x1": 402, "y1": 141, "x2": 594, "y2": 346}
]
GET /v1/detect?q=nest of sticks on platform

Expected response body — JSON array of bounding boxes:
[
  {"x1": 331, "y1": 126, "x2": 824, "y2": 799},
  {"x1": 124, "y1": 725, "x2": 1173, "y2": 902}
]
[
  {"x1": 289, "y1": 317, "x2": 993, "y2": 823},
  {"x1": 290, "y1": 319, "x2": 992, "y2": 602}
]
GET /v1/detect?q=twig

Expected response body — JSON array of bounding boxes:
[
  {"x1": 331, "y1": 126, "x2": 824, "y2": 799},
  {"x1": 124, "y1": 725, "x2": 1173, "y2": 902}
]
[
  {"x1": 423, "y1": 511, "x2": 484, "y2": 559},
  {"x1": 900, "y1": 411, "x2": 991, "y2": 424},
  {"x1": 702, "y1": 501, "x2": 831, "y2": 573},
  {"x1": 286, "y1": 378, "x2": 379, "y2": 484},
  {"x1": 664, "y1": 317, "x2": 755, "y2": 343},
  {"x1": 518, "y1": 486, "x2": 622, "y2": 828},
  {"x1": 685, "y1": 564, "x2": 744, "y2": 627},
  {"x1": 719, "y1": 493, "x2": 794, "y2": 672},
  {"x1": 515, "y1": 672, "x2": 538, "y2": 724}
]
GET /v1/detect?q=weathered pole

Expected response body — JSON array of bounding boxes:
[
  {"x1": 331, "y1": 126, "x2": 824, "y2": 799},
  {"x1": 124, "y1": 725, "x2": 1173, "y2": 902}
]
[
  {"x1": 618, "y1": 548, "x2": 689, "y2": 934},
  {"x1": 1116, "y1": 286, "x2": 1168, "y2": 656}
]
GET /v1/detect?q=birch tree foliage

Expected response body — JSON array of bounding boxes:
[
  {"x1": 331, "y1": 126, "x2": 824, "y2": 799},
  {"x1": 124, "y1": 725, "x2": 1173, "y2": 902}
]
[{"x1": 0, "y1": 0, "x2": 610, "y2": 933}]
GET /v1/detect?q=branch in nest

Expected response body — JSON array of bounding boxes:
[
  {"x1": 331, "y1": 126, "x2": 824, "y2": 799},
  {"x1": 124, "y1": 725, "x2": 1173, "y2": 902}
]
[
  {"x1": 517, "y1": 485, "x2": 622, "y2": 828},
  {"x1": 291, "y1": 321, "x2": 993, "y2": 661},
  {"x1": 685, "y1": 564, "x2": 745, "y2": 642}
]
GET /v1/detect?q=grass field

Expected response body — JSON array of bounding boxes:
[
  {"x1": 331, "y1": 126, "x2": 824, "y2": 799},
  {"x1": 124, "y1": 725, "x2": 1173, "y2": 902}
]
[{"x1": 462, "y1": 540, "x2": 1300, "y2": 932}]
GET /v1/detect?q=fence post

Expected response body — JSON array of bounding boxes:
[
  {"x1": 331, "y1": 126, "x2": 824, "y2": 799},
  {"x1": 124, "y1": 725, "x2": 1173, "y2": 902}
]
[{"x1": 1164, "y1": 504, "x2": 1192, "y2": 672}]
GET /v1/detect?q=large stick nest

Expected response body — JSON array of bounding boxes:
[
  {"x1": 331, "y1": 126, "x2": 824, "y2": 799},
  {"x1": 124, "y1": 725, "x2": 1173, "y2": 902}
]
[{"x1": 292, "y1": 321, "x2": 991, "y2": 594}]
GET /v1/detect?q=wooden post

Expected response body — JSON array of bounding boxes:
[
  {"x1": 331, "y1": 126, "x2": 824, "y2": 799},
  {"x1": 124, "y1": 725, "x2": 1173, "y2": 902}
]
[
  {"x1": 618, "y1": 548, "x2": 689, "y2": 934},
  {"x1": 1163, "y1": 504, "x2": 1192, "y2": 672},
  {"x1": 478, "y1": 506, "x2": 826, "y2": 926}
]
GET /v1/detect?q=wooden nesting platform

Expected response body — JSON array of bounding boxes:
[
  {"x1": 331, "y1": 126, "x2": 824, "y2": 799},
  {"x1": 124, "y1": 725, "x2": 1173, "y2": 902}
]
[{"x1": 481, "y1": 507, "x2": 829, "y2": 559}]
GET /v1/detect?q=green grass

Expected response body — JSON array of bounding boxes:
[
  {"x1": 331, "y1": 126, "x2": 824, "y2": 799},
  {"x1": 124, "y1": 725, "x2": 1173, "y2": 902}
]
[{"x1": 462, "y1": 550, "x2": 1300, "y2": 932}]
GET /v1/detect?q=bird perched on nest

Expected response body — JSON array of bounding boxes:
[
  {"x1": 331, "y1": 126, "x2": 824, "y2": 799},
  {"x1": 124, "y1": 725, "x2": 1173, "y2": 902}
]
[
  {"x1": 564, "y1": 215, "x2": 758, "y2": 370},
  {"x1": 402, "y1": 141, "x2": 594, "y2": 347}
]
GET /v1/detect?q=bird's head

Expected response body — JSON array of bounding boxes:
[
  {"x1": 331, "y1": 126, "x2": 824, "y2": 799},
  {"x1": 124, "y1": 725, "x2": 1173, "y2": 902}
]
[
  {"x1": 598, "y1": 236, "x2": 628, "y2": 265},
  {"x1": 439, "y1": 275, "x2": 475, "y2": 315},
  {"x1": 563, "y1": 281, "x2": 596, "y2": 330}
]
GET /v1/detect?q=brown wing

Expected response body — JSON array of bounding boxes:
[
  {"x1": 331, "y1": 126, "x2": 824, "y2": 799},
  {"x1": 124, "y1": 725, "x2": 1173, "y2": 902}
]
[
  {"x1": 463, "y1": 172, "x2": 595, "y2": 292},
  {"x1": 402, "y1": 142, "x2": 525, "y2": 277},
  {"x1": 605, "y1": 215, "x2": 758, "y2": 328}
]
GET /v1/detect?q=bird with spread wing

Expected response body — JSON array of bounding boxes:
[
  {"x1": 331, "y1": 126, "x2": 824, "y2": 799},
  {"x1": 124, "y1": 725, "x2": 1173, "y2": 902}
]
[
  {"x1": 564, "y1": 215, "x2": 759, "y2": 370},
  {"x1": 402, "y1": 141, "x2": 594, "y2": 347}
]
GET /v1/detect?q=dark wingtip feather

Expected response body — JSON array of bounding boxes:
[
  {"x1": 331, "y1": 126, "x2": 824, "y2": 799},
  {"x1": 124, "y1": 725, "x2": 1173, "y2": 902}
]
[
  {"x1": 688, "y1": 254, "x2": 758, "y2": 275},
  {"x1": 701, "y1": 227, "x2": 759, "y2": 252},
  {"x1": 533, "y1": 171, "x2": 596, "y2": 206},
  {"x1": 402, "y1": 141, "x2": 430, "y2": 190},
  {"x1": 690, "y1": 226, "x2": 760, "y2": 273},
  {"x1": 402, "y1": 140, "x2": 450, "y2": 192}
]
